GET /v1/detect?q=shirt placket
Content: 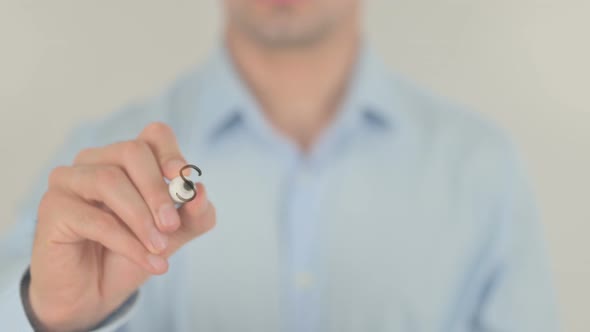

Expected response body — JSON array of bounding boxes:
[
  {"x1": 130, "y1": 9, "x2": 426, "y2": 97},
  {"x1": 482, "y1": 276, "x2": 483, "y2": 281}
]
[{"x1": 281, "y1": 155, "x2": 323, "y2": 332}]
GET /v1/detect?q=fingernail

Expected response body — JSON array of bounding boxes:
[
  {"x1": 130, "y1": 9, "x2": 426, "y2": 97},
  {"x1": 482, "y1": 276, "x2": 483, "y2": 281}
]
[
  {"x1": 166, "y1": 159, "x2": 187, "y2": 176},
  {"x1": 150, "y1": 228, "x2": 168, "y2": 252},
  {"x1": 147, "y1": 254, "x2": 167, "y2": 272},
  {"x1": 159, "y1": 203, "x2": 180, "y2": 229}
]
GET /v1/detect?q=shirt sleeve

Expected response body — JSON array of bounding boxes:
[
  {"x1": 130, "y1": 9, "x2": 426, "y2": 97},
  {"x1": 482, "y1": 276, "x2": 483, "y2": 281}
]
[
  {"x1": 0, "y1": 259, "x2": 33, "y2": 331},
  {"x1": 472, "y1": 143, "x2": 560, "y2": 331},
  {"x1": 0, "y1": 265, "x2": 139, "y2": 332}
]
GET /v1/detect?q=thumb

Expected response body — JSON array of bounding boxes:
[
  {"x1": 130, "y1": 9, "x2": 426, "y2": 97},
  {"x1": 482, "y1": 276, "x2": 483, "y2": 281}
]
[{"x1": 164, "y1": 183, "x2": 216, "y2": 256}]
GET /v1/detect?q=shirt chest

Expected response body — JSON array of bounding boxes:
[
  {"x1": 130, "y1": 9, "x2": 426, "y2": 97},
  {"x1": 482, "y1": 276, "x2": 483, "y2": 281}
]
[{"x1": 175, "y1": 139, "x2": 484, "y2": 331}]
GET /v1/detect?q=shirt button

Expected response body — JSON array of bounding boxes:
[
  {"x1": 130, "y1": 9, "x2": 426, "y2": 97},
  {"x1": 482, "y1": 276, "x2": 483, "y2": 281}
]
[{"x1": 295, "y1": 272, "x2": 315, "y2": 290}]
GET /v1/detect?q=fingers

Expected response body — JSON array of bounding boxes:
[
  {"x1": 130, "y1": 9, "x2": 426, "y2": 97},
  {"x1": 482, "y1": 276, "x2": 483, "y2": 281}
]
[
  {"x1": 63, "y1": 122, "x2": 214, "y2": 259},
  {"x1": 38, "y1": 191, "x2": 168, "y2": 275},
  {"x1": 47, "y1": 170, "x2": 216, "y2": 263},
  {"x1": 162, "y1": 183, "x2": 216, "y2": 256},
  {"x1": 137, "y1": 122, "x2": 187, "y2": 179},
  {"x1": 74, "y1": 140, "x2": 181, "y2": 233},
  {"x1": 48, "y1": 165, "x2": 168, "y2": 255}
]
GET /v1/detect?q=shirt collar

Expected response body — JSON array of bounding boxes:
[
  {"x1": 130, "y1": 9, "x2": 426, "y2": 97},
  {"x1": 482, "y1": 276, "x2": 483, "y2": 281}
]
[
  {"x1": 336, "y1": 45, "x2": 398, "y2": 132},
  {"x1": 188, "y1": 42, "x2": 399, "y2": 145},
  {"x1": 189, "y1": 44, "x2": 259, "y2": 143}
]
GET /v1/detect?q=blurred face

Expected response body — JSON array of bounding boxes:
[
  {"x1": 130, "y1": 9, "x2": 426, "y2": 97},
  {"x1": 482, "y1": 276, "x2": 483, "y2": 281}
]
[{"x1": 223, "y1": 0, "x2": 361, "y2": 48}]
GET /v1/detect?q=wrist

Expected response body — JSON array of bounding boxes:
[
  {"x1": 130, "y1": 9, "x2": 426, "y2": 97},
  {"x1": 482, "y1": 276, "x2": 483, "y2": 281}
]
[
  {"x1": 23, "y1": 270, "x2": 138, "y2": 332},
  {"x1": 20, "y1": 269, "x2": 53, "y2": 331},
  {"x1": 24, "y1": 272, "x2": 92, "y2": 332}
]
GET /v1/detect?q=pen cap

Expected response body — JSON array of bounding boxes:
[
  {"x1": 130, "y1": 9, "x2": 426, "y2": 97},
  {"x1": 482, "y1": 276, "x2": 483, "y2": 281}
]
[{"x1": 168, "y1": 176, "x2": 197, "y2": 205}]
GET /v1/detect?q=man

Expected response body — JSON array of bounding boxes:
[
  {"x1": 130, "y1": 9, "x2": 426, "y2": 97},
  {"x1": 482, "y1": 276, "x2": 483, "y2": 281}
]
[{"x1": 0, "y1": 1, "x2": 558, "y2": 331}]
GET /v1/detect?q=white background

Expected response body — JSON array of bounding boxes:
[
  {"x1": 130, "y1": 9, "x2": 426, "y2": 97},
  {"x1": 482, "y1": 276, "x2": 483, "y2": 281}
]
[{"x1": 1, "y1": 1, "x2": 588, "y2": 330}]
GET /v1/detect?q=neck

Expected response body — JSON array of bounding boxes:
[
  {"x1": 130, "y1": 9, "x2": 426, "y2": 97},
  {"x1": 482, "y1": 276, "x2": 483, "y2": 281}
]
[{"x1": 225, "y1": 20, "x2": 361, "y2": 151}]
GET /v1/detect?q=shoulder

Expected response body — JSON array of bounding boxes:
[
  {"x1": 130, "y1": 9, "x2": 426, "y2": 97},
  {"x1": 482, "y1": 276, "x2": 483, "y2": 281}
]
[
  {"x1": 15, "y1": 69, "x2": 207, "y2": 213},
  {"x1": 389, "y1": 74, "x2": 522, "y2": 189},
  {"x1": 397, "y1": 76, "x2": 506, "y2": 145},
  {"x1": 85, "y1": 69, "x2": 206, "y2": 145}
]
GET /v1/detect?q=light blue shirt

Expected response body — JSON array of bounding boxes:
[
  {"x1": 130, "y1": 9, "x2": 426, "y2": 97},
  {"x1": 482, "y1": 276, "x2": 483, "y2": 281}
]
[{"x1": 0, "y1": 44, "x2": 559, "y2": 331}]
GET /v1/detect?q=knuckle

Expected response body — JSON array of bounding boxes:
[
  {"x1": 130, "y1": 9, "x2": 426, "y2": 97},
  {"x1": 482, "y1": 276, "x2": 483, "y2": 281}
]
[
  {"x1": 37, "y1": 191, "x2": 55, "y2": 218},
  {"x1": 122, "y1": 140, "x2": 151, "y2": 161},
  {"x1": 74, "y1": 147, "x2": 95, "y2": 164},
  {"x1": 77, "y1": 209, "x2": 114, "y2": 240},
  {"x1": 37, "y1": 190, "x2": 63, "y2": 224},
  {"x1": 47, "y1": 166, "x2": 68, "y2": 187},
  {"x1": 90, "y1": 214, "x2": 114, "y2": 237},
  {"x1": 143, "y1": 122, "x2": 172, "y2": 138},
  {"x1": 95, "y1": 166, "x2": 124, "y2": 189},
  {"x1": 127, "y1": 207, "x2": 151, "y2": 229}
]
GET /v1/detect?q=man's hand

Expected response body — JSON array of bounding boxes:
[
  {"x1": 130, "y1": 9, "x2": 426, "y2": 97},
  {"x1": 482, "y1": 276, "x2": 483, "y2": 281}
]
[{"x1": 28, "y1": 122, "x2": 216, "y2": 331}]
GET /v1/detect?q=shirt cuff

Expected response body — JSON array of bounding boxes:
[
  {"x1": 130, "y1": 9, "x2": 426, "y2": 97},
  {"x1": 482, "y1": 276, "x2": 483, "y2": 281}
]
[
  {"x1": 89, "y1": 290, "x2": 139, "y2": 332},
  {"x1": 1, "y1": 266, "x2": 139, "y2": 332},
  {"x1": 0, "y1": 263, "x2": 34, "y2": 331}
]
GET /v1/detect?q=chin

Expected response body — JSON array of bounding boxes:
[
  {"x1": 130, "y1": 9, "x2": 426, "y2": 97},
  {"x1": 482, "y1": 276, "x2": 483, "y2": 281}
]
[
  {"x1": 236, "y1": 8, "x2": 335, "y2": 47},
  {"x1": 227, "y1": 0, "x2": 356, "y2": 48}
]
